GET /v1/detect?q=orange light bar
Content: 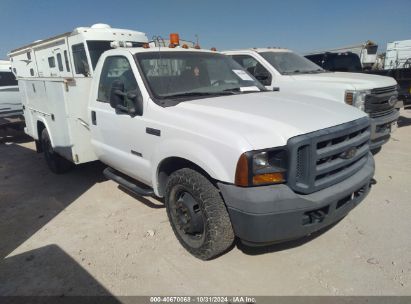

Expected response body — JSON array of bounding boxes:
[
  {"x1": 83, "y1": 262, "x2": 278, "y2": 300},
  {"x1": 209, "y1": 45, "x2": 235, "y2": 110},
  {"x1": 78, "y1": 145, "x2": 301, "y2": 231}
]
[
  {"x1": 252, "y1": 172, "x2": 285, "y2": 185},
  {"x1": 235, "y1": 153, "x2": 249, "y2": 187},
  {"x1": 170, "y1": 33, "x2": 180, "y2": 46},
  {"x1": 182, "y1": 44, "x2": 189, "y2": 49},
  {"x1": 168, "y1": 44, "x2": 176, "y2": 48}
]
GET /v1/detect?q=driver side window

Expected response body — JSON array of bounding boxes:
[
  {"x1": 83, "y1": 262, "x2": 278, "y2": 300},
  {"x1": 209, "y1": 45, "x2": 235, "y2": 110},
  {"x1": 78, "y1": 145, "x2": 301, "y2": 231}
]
[{"x1": 98, "y1": 56, "x2": 140, "y2": 107}]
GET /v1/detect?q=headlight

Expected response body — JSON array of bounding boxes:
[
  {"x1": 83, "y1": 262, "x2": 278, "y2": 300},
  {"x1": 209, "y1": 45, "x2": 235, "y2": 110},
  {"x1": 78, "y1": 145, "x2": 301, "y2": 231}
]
[
  {"x1": 235, "y1": 148, "x2": 287, "y2": 187},
  {"x1": 345, "y1": 90, "x2": 371, "y2": 111}
]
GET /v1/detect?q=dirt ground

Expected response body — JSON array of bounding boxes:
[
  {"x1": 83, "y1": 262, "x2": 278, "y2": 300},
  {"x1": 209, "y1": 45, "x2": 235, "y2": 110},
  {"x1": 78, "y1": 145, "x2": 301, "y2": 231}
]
[{"x1": 1, "y1": 109, "x2": 411, "y2": 297}]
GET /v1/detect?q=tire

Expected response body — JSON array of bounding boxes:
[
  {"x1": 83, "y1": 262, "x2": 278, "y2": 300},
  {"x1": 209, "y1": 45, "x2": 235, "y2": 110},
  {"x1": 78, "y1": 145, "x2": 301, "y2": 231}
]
[
  {"x1": 165, "y1": 168, "x2": 234, "y2": 260},
  {"x1": 41, "y1": 128, "x2": 74, "y2": 174}
]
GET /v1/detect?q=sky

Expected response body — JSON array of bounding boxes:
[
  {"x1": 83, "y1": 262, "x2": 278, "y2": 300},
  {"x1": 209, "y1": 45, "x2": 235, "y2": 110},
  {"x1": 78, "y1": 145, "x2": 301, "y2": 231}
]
[{"x1": 0, "y1": 0, "x2": 410, "y2": 59}]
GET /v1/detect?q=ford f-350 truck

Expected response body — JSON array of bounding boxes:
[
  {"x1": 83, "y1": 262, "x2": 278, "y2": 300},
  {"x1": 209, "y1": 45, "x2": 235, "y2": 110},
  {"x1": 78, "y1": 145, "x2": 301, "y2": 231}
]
[
  {"x1": 10, "y1": 25, "x2": 375, "y2": 259},
  {"x1": 224, "y1": 48, "x2": 399, "y2": 151}
]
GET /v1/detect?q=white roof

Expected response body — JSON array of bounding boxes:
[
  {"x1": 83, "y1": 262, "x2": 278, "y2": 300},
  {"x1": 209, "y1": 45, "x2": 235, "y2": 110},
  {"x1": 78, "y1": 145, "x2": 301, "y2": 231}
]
[
  {"x1": 126, "y1": 47, "x2": 219, "y2": 55},
  {"x1": 224, "y1": 47, "x2": 292, "y2": 53}
]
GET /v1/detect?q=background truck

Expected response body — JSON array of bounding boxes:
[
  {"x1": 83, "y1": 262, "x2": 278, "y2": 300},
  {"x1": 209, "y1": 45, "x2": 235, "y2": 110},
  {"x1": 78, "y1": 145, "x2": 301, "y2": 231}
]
[
  {"x1": 0, "y1": 60, "x2": 23, "y2": 130},
  {"x1": 10, "y1": 25, "x2": 375, "y2": 260},
  {"x1": 304, "y1": 51, "x2": 411, "y2": 108},
  {"x1": 224, "y1": 48, "x2": 399, "y2": 151},
  {"x1": 384, "y1": 39, "x2": 411, "y2": 70},
  {"x1": 306, "y1": 40, "x2": 379, "y2": 70}
]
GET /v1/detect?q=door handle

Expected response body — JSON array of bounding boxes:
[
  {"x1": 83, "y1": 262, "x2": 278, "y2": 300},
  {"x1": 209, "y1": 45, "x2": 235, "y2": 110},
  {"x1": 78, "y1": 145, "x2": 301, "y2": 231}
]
[{"x1": 91, "y1": 111, "x2": 97, "y2": 125}]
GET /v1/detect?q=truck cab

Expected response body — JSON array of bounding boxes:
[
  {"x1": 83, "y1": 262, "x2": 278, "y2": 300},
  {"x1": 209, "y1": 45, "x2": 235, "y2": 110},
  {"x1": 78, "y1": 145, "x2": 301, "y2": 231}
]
[
  {"x1": 224, "y1": 48, "x2": 400, "y2": 151},
  {"x1": 11, "y1": 27, "x2": 376, "y2": 260}
]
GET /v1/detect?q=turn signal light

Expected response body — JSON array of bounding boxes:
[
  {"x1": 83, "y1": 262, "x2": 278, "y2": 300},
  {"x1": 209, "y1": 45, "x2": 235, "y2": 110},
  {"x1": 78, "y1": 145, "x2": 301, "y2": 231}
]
[
  {"x1": 235, "y1": 153, "x2": 249, "y2": 187},
  {"x1": 345, "y1": 92, "x2": 354, "y2": 105},
  {"x1": 252, "y1": 173, "x2": 285, "y2": 185}
]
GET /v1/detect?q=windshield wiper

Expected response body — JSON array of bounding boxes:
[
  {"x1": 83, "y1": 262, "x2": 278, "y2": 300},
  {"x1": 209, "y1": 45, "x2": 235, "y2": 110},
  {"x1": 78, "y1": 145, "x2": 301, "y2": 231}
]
[{"x1": 163, "y1": 91, "x2": 234, "y2": 99}]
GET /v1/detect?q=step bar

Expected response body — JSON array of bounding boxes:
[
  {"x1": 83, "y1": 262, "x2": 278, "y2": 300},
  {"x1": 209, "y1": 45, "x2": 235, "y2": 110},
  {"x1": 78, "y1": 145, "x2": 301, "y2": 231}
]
[{"x1": 103, "y1": 167, "x2": 154, "y2": 196}]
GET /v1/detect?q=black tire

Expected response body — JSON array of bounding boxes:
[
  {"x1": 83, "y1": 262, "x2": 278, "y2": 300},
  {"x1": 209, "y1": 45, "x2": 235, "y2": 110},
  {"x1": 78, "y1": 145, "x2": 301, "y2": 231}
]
[
  {"x1": 165, "y1": 168, "x2": 234, "y2": 260},
  {"x1": 41, "y1": 128, "x2": 74, "y2": 174}
]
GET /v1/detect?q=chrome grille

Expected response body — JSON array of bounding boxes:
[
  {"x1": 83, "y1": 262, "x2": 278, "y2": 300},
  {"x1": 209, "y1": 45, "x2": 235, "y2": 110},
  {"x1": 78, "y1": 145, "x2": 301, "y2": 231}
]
[
  {"x1": 365, "y1": 85, "x2": 398, "y2": 114},
  {"x1": 287, "y1": 117, "x2": 371, "y2": 194}
]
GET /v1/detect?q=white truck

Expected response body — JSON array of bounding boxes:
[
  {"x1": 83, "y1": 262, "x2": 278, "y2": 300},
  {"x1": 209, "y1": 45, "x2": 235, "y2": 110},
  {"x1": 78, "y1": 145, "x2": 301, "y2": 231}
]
[
  {"x1": 0, "y1": 60, "x2": 23, "y2": 129},
  {"x1": 224, "y1": 48, "x2": 400, "y2": 151},
  {"x1": 10, "y1": 25, "x2": 375, "y2": 260},
  {"x1": 384, "y1": 39, "x2": 411, "y2": 70}
]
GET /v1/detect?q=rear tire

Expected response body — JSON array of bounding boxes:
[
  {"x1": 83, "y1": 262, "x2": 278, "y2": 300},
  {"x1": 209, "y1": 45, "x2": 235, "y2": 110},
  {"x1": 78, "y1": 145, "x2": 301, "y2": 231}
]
[
  {"x1": 41, "y1": 128, "x2": 74, "y2": 174},
  {"x1": 165, "y1": 168, "x2": 234, "y2": 260}
]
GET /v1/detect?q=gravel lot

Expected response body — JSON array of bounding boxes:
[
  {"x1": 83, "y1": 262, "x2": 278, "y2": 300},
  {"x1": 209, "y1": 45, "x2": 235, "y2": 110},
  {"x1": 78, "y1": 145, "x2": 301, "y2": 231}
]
[{"x1": 0, "y1": 108, "x2": 411, "y2": 296}]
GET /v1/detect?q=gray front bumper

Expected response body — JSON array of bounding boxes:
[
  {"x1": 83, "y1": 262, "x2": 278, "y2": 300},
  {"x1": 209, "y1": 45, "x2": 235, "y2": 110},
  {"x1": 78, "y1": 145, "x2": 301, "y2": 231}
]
[
  {"x1": 218, "y1": 153, "x2": 375, "y2": 244},
  {"x1": 369, "y1": 110, "x2": 400, "y2": 150}
]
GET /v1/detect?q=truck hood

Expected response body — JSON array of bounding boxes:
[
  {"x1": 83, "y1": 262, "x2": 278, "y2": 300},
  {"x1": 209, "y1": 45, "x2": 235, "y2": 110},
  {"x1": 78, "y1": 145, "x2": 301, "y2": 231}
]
[
  {"x1": 292, "y1": 72, "x2": 397, "y2": 90},
  {"x1": 172, "y1": 92, "x2": 367, "y2": 150}
]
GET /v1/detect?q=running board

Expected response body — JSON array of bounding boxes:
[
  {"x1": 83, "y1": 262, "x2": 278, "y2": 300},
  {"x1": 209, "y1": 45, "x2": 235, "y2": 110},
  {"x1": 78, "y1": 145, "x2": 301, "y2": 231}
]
[{"x1": 103, "y1": 167, "x2": 154, "y2": 196}]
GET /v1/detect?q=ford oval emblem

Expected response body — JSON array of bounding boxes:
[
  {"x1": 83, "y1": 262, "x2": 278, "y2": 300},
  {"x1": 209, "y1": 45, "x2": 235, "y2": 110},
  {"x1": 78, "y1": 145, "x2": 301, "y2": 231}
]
[
  {"x1": 340, "y1": 147, "x2": 357, "y2": 160},
  {"x1": 388, "y1": 95, "x2": 397, "y2": 107}
]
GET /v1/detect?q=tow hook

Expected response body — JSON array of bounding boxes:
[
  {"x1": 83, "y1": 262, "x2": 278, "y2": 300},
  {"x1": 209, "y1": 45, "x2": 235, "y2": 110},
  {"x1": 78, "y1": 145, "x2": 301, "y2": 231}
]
[{"x1": 370, "y1": 178, "x2": 377, "y2": 186}]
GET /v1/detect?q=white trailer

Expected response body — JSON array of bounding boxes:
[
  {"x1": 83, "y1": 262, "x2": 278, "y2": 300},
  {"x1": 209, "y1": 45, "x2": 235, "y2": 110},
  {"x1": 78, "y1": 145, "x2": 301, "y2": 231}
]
[
  {"x1": 9, "y1": 23, "x2": 148, "y2": 163},
  {"x1": 384, "y1": 39, "x2": 411, "y2": 70}
]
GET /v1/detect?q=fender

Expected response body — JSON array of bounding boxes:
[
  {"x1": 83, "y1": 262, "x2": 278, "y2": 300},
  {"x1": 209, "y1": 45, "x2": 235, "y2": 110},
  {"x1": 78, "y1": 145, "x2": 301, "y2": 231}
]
[
  {"x1": 151, "y1": 138, "x2": 238, "y2": 196},
  {"x1": 35, "y1": 116, "x2": 54, "y2": 144}
]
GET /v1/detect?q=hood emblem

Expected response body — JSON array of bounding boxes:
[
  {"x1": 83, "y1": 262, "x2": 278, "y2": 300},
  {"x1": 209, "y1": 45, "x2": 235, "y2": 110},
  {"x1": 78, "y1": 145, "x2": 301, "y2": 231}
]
[{"x1": 340, "y1": 147, "x2": 357, "y2": 160}]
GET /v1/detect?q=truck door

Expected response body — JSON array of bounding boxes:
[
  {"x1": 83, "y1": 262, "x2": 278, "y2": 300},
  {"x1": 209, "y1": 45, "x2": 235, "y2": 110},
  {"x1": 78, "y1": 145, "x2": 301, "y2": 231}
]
[{"x1": 90, "y1": 55, "x2": 151, "y2": 185}]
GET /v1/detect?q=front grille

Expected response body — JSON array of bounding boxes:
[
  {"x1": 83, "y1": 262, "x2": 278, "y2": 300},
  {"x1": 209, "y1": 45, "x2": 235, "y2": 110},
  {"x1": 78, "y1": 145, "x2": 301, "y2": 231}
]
[
  {"x1": 369, "y1": 108, "x2": 395, "y2": 118},
  {"x1": 365, "y1": 85, "x2": 397, "y2": 114},
  {"x1": 287, "y1": 117, "x2": 371, "y2": 194}
]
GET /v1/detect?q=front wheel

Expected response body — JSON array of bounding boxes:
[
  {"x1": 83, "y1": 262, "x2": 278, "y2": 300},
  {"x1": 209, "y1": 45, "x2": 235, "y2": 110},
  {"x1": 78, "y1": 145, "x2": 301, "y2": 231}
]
[
  {"x1": 165, "y1": 168, "x2": 234, "y2": 260},
  {"x1": 41, "y1": 128, "x2": 74, "y2": 174}
]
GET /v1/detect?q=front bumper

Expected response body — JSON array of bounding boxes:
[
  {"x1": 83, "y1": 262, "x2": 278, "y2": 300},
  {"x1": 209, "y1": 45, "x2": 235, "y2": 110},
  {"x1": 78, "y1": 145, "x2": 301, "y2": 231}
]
[
  {"x1": 369, "y1": 109, "x2": 399, "y2": 150},
  {"x1": 218, "y1": 154, "x2": 375, "y2": 245}
]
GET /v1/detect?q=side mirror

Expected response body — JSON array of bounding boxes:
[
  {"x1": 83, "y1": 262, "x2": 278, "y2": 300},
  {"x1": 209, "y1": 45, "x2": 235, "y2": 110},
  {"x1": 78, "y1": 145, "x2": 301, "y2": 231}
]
[
  {"x1": 109, "y1": 80, "x2": 125, "y2": 109},
  {"x1": 125, "y1": 90, "x2": 144, "y2": 116},
  {"x1": 254, "y1": 65, "x2": 272, "y2": 86},
  {"x1": 255, "y1": 74, "x2": 271, "y2": 86}
]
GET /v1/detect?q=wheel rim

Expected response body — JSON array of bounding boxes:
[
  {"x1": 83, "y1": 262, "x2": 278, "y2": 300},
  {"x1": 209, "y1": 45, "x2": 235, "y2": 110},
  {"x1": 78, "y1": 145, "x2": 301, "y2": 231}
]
[{"x1": 170, "y1": 188, "x2": 205, "y2": 244}]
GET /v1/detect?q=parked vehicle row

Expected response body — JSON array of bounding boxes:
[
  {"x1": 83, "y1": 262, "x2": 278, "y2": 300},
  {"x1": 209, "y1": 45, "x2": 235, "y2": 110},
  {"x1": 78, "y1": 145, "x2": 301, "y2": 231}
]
[{"x1": 7, "y1": 24, "x2": 398, "y2": 259}]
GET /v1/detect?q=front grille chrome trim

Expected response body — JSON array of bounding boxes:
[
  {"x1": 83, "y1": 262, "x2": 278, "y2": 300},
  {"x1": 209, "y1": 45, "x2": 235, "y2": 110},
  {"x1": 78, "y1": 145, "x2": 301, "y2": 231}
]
[{"x1": 287, "y1": 117, "x2": 371, "y2": 195}]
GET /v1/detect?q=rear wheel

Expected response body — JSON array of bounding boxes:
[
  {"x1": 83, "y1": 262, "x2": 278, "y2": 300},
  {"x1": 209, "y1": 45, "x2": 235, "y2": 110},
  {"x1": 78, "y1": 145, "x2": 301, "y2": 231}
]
[
  {"x1": 165, "y1": 168, "x2": 234, "y2": 260},
  {"x1": 41, "y1": 128, "x2": 74, "y2": 174}
]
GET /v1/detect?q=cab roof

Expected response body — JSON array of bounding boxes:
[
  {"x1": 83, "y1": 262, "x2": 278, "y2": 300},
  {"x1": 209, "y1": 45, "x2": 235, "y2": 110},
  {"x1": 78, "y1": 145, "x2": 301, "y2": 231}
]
[
  {"x1": 224, "y1": 47, "x2": 292, "y2": 53},
  {"x1": 112, "y1": 47, "x2": 219, "y2": 55}
]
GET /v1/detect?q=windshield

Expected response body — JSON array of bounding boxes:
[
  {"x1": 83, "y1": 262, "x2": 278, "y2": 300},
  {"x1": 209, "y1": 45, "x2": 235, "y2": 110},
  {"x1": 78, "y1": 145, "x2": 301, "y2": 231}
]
[
  {"x1": 135, "y1": 51, "x2": 265, "y2": 102},
  {"x1": 259, "y1": 51, "x2": 324, "y2": 75}
]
